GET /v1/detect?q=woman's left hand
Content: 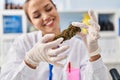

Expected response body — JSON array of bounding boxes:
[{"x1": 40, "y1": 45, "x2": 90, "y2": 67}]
[{"x1": 72, "y1": 10, "x2": 101, "y2": 57}]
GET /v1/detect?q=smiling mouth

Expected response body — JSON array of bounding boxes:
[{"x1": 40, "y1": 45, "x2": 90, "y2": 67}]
[
  {"x1": 43, "y1": 18, "x2": 54, "y2": 27},
  {"x1": 46, "y1": 20, "x2": 54, "y2": 26}
]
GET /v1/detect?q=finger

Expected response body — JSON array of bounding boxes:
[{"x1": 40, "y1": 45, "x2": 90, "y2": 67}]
[
  {"x1": 77, "y1": 32, "x2": 87, "y2": 45},
  {"x1": 88, "y1": 31, "x2": 100, "y2": 40},
  {"x1": 88, "y1": 9, "x2": 97, "y2": 23},
  {"x1": 72, "y1": 22, "x2": 88, "y2": 29},
  {"x1": 46, "y1": 38, "x2": 64, "y2": 48},
  {"x1": 89, "y1": 20, "x2": 100, "y2": 31},
  {"x1": 94, "y1": 34, "x2": 100, "y2": 40},
  {"x1": 50, "y1": 55, "x2": 67, "y2": 67},
  {"x1": 48, "y1": 45, "x2": 69, "y2": 57},
  {"x1": 51, "y1": 54, "x2": 67, "y2": 62},
  {"x1": 76, "y1": 32, "x2": 87, "y2": 39},
  {"x1": 41, "y1": 34, "x2": 55, "y2": 43}
]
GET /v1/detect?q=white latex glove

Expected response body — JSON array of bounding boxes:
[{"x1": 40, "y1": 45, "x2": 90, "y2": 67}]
[
  {"x1": 25, "y1": 34, "x2": 69, "y2": 67},
  {"x1": 72, "y1": 10, "x2": 101, "y2": 57}
]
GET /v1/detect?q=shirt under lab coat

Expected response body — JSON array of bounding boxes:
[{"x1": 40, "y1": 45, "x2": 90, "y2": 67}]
[{"x1": 0, "y1": 31, "x2": 111, "y2": 80}]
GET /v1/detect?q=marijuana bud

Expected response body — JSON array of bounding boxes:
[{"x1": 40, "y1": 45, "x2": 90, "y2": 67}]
[{"x1": 53, "y1": 24, "x2": 81, "y2": 41}]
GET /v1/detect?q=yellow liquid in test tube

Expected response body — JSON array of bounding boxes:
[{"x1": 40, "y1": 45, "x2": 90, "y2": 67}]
[{"x1": 81, "y1": 13, "x2": 90, "y2": 34}]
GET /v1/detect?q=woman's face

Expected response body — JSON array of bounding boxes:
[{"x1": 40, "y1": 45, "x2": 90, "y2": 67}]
[{"x1": 27, "y1": 0, "x2": 60, "y2": 35}]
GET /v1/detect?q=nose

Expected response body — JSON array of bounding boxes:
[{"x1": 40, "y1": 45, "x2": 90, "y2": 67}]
[{"x1": 42, "y1": 13, "x2": 49, "y2": 21}]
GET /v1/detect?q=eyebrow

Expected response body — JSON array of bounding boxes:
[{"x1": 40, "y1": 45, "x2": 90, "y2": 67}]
[{"x1": 44, "y1": 3, "x2": 50, "y2": 8}]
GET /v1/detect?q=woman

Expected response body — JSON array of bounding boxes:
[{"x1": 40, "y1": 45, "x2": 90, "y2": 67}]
[{"x1": 0, "y1": 0, "x2": 111, "y2": 80}]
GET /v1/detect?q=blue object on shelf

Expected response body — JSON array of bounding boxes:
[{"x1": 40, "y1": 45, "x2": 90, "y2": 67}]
[
  {"x1": 119, "y1": 18, "x2": 120, "y2": 36},
  {"x1": 3, "y1": 15, "x2": 23, "y2": 34}
]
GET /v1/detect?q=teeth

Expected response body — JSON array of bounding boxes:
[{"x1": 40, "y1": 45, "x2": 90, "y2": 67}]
[{"x1": 46, "y1": 20, "x2": 53, "y2": 26}]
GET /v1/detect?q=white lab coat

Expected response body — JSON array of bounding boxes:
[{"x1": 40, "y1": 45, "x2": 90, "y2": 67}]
[{"x1": 0, "y1": 31, "x2": 111, "y2": 80}]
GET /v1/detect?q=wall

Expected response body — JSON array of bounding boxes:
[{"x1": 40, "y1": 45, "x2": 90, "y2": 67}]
[
  {"x1": 0, "y1": 0, "x2": 4, "y2": 10},
  {"x1": 53, "y1": 0, "x2": 120, "y2": 11}
]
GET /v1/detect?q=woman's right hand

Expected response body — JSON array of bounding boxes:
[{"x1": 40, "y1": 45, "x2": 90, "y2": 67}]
[
  {"x1": 72, "y1": 10, "x2": 101, "y2": 57},
  {"x1": 24, "y1": 34, "x2": 69, "y2": 69}
]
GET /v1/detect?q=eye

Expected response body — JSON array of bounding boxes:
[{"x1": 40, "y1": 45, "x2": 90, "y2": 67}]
[
  {"x1": 46, "y1": 6, "x2": 52, "y2": 12},
  {"x1": 33, "y1": 14, "x2": 41, "y2": 18}
]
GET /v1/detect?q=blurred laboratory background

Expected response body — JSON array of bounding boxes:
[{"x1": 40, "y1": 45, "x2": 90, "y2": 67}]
[{"x1": 0, "y1": 0, "x2": 120, "y2": 79}]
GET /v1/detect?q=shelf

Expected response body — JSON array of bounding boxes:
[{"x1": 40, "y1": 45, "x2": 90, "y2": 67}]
[
  {"x1": 0, "y1": 10, "x2": 27, "y2": 36},
  {"x1": 99, "y1": 31, "x2": 117, "y2": 38},
  {"x1": 96, "y1": 10, "x2": 118, "y2": 37}
]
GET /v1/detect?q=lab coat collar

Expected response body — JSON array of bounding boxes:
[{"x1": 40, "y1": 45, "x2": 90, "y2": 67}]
[{"x1": 37, "y1": 30, "x2": 42, "y2": 42}]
